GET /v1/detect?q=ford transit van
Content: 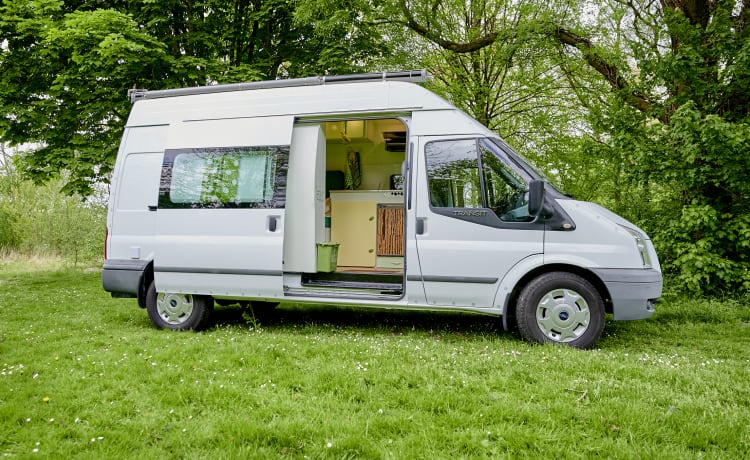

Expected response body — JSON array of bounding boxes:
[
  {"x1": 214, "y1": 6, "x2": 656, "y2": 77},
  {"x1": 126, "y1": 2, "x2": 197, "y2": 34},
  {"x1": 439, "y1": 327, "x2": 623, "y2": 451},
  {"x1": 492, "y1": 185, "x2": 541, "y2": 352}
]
[{"x1": 102, "y1": 70, "x2": 661, "y2": 348}]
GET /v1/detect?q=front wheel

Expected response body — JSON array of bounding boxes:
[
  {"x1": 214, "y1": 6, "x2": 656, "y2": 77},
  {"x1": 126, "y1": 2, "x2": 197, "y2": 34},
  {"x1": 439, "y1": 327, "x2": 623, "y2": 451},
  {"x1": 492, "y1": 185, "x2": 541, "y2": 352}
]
[
  {"x1": 516, "y1": 272, "x2": 605, "y2": 349},
  {"x1": 145, "y1": 282, "x2": 213, "y2": 331}
]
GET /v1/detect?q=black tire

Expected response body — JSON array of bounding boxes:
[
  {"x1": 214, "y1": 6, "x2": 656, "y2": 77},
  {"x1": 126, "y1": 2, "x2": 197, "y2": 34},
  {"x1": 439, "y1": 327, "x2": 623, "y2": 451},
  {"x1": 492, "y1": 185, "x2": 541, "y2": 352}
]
[
  {"x1": 516, "y1": 272, "x2": 605, "y2": 349},
  {"x1": 145, "y1": 282, "x2": 213, "y2": 331}
]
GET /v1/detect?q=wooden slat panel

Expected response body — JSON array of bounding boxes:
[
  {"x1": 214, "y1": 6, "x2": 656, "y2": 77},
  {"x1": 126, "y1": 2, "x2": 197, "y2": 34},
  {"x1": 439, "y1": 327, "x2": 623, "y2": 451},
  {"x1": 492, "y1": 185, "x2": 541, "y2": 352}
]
[{"x1": 377, "y1": 206, "x2": 404, "y2": 256}]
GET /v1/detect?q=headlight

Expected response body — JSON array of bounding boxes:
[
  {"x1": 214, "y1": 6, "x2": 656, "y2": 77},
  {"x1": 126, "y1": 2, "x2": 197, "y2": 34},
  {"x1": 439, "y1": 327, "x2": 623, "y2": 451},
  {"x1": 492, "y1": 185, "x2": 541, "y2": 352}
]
[{"x1": 622, "y1": 226, "x2": 652, "y2": 268}]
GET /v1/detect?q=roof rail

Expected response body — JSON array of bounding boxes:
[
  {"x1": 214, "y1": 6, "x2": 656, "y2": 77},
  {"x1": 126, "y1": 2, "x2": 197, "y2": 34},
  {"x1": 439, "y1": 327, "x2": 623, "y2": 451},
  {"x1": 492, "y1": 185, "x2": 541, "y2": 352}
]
[{"x1": 128, "y1": 70, "x2": 430, "y2": 103}]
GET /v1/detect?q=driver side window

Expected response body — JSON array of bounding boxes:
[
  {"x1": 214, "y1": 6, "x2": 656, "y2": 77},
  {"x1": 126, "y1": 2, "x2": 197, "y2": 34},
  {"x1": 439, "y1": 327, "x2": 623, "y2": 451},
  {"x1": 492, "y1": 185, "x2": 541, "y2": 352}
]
[
  {"x1": 425, "y1": 139, "x2": 532, "y2": 222},
  {"x1": 480, "y1": 145, "x2": 532, "y2": 222}
]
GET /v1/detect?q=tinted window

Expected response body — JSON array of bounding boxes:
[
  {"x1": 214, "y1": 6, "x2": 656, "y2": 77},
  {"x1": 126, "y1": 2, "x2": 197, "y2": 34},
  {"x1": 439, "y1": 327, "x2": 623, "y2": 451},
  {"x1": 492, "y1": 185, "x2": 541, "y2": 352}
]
[
  {"x1": 426, "y1": 139, "x2": 532, "y2": 222},
  {"x1": 425, "y1": 139, "x2": 483, "y2": 208},
  {"x1": 159, "y1": 146, "x2": 288, "y2": 209}
]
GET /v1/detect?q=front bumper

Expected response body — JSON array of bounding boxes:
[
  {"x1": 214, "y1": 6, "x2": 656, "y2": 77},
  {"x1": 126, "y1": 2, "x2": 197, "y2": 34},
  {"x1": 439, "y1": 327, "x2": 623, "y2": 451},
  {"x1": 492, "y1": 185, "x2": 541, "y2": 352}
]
[{"x1": 591, "y1": 268, "x2": 662, "y2": 320}]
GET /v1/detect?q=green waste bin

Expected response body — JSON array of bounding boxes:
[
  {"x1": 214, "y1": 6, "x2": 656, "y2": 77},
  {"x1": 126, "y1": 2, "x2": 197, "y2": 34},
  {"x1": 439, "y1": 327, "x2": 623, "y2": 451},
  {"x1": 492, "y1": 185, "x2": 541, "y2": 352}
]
[{"x1": 316, "y1": 242, "x2": 339, "y2": 272}]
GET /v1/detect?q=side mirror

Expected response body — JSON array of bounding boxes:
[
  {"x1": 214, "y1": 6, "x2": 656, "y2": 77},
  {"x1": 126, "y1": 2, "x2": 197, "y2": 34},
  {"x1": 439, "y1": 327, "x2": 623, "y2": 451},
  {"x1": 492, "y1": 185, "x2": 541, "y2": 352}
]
[{"x1": 528, "y1": 180, "x2": 544, "y2": 216}]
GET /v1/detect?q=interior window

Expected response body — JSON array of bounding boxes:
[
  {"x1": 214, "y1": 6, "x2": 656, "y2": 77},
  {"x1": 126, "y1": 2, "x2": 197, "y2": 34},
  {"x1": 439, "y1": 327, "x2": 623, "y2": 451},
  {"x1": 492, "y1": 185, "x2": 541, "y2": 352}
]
[{"x1": 425, "y1": 139, "x2": 532, "y2": 222}]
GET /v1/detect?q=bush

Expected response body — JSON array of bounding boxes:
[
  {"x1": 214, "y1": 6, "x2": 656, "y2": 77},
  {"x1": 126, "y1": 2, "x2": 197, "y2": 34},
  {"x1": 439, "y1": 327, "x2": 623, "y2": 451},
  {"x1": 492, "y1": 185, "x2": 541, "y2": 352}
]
[
  {"x1": 0, "y1": 207, "x2": 20, "y2": 251},
  {"x1": 0, "y1": 171, "x2": 106, "y2": 265}
]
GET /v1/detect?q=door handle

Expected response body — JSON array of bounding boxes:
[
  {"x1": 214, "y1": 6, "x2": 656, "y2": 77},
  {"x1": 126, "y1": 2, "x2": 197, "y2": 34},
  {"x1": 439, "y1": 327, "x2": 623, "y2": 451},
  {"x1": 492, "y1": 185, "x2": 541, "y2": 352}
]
[
  {"x1": 268, "y1": 216, "x2": 278, "y2": 232},
  {"x1": 416, "y1": 218, "x2": 426, "y2": 235},
  {"x1": 147, "y1": 205, "x2": 157, "y2": 212}
]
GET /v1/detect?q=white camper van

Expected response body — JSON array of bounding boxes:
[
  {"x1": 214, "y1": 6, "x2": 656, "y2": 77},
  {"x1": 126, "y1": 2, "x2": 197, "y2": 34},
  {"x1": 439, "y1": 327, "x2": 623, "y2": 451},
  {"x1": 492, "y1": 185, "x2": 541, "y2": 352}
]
[{"x1": 102, "y1": 70, "x2": 661, "y2": 348}]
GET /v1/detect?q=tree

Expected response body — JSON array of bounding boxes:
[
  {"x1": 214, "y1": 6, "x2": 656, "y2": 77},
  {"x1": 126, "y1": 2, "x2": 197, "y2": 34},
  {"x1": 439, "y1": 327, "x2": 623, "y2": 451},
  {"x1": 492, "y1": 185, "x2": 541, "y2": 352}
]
[
  {"x1": 381, "y1": 0, "x2": 594, "y2": 186},
  {"x1": 551, "y1": 0, "x2": 750, "y2": 292},
  {"x1": 393, "y1": 0, "x2": 750, "y2": 293},
  {"x1": 0, "y1": 0, "x2": 388, "y2": 195},
  {"x1": 0, "y1": 4, "x2": 172, "y2": 195}
]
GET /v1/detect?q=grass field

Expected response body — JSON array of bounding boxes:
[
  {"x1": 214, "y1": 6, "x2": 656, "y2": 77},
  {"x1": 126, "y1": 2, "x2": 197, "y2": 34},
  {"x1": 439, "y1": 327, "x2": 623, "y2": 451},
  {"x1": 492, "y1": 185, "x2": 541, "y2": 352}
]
[{"x1": 1, "y1": 259, "x2": 749, "y2": 458}]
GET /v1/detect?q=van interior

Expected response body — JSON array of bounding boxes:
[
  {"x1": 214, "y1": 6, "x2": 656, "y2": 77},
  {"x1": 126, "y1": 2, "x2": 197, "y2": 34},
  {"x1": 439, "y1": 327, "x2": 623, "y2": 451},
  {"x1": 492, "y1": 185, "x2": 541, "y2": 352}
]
[{"x1": 288, "y1": 117, "x2": 408, "y2": 298}]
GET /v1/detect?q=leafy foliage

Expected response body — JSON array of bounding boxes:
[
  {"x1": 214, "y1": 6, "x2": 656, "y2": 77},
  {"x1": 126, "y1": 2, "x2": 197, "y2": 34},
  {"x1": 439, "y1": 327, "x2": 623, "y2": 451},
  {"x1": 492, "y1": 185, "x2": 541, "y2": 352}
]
[
  {"x1": 0, "y1": 3, "x2": 172, "y2": 195},
  {"x1": 393, "y1": 0, "x2": 750, "y2": 293},
  {"x1": 558, "y1": 0, "x2": 750, "y2": 294},
  {"x1": 0, "y1": 144, "x2": 106, "y2": 264},
  {"x1": 0, "y1": 0, "x2": 388, "y2": 195},
  {"x1": 636, "y1": 104, "x2": 750, "y2": 292}
]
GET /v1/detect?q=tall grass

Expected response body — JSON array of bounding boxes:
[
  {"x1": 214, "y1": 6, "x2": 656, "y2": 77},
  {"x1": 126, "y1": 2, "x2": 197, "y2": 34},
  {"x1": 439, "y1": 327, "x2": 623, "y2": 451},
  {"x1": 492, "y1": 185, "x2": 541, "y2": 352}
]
[
  {"x1": 0, "y1": 165, "x2": 105, "y2": 266},
  {"x1": 1, "y1": 265, "x2": 749, "y2": 458}
]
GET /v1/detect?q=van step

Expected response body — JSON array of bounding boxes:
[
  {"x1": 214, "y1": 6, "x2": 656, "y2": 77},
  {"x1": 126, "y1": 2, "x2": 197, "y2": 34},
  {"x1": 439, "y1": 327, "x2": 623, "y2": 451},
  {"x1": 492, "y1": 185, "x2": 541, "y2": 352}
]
[
  {"x1": 284, "y1": 287, "x2": 403, "y2": 301},
  {"x1": 301, "y1": 271, "x2": 403, "y2": 291},
  {"x1": 302, "y1": 279, "x2": 402, "y2": 291}
]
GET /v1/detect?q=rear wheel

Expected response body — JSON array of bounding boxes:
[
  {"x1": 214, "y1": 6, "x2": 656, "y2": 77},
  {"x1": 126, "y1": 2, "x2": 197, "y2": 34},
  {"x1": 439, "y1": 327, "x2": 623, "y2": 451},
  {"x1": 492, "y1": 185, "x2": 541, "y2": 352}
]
[
  {"x1": 145, "y1": 282, "x2": 213, "y2": 331},
  {"x1": 516, "y1": 272, "x2": 605, "y2": 349}
]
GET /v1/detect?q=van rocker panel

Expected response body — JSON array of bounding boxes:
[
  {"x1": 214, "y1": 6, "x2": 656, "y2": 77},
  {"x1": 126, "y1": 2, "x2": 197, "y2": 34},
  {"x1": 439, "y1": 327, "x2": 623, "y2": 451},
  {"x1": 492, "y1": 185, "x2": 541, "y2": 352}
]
[{"x1": 154, "y1": 271, "x2": 284, "y2": 300}]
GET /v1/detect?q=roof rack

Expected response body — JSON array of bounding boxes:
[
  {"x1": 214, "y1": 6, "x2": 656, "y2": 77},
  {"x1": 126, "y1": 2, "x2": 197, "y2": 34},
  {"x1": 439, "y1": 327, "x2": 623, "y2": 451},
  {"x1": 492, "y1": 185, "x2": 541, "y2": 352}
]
[{"x1": 128, "y1": 70, "x2": 430, "y2": 103}]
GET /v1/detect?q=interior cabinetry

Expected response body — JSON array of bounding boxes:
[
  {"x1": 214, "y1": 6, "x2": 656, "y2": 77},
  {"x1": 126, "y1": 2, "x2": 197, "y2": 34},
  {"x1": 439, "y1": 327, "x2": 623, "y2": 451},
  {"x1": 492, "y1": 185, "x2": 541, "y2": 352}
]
[
  {"x1": 330, "y1": 199, "x2": 377, "y2": 267},
  {"x1": 330, "y1": 191, "x2": 403, "y2": 268},
  {"x1": 377, "y1": 205, "x2": 404, "y2": 256}
]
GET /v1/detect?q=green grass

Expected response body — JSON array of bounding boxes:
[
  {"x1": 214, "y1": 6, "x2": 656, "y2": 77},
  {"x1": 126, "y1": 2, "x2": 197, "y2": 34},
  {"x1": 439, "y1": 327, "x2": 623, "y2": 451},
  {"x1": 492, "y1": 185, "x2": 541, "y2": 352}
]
[{"x1": 1, "y1": 263, "x2": 749, "y2": 459}]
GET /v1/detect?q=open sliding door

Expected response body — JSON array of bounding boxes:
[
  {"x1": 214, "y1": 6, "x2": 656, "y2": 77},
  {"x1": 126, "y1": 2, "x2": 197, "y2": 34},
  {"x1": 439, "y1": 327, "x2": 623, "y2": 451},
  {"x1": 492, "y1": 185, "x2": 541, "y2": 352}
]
[{"x1": 154, "y1": 116, "x2": 293, "y2": 300}]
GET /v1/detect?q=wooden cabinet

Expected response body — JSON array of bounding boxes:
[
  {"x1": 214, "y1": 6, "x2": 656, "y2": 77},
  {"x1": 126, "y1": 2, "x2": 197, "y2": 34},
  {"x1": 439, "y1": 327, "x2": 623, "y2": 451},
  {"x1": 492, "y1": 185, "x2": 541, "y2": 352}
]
[
  {"x1": 330, "y1": 191, "x2": 403, "y2": 268},
  {"x1": 330, "y1": 199, "x2": 377, "y2": 267}
]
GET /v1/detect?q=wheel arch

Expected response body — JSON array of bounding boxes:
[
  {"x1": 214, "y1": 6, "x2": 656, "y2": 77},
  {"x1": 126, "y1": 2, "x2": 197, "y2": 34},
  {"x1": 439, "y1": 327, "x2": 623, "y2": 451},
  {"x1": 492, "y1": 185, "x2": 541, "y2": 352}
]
[
  {"x1": 501, "y1": 263, "x2": 612, "y2": 331},
  {"x1": 137, "y1": 261, "x2": 154, "y2": 309}
]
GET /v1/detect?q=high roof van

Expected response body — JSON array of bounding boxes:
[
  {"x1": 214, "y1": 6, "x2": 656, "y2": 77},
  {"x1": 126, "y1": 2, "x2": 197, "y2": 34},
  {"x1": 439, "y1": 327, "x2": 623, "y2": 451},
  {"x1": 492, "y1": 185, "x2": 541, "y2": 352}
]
[{"x1": 102, "y1": 70, "x2": 662, "y2": 348}]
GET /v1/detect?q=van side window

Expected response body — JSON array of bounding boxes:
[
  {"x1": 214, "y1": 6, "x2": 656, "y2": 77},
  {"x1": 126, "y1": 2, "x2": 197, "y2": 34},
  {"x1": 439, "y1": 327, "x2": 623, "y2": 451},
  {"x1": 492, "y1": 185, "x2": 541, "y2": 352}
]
[
  {"x1": 425, "y1": 139, "x2": 483, "y2": 208},
  {"x1": 159, "y1": 147, "x2": 288, "y2": 209},
  {"x1": 479, "y1": 145, "x2": 533, "y2": 222},
  {"x1": 425, "y1": 139, "x2": 532, "y2": 222}
]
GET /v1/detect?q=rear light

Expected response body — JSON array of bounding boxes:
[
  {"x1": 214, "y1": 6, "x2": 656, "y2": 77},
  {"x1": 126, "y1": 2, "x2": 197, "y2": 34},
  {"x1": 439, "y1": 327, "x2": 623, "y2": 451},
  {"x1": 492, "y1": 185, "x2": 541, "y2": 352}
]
[{"x1": 104, "y1": 227, "x2": 109, "y2": 260}]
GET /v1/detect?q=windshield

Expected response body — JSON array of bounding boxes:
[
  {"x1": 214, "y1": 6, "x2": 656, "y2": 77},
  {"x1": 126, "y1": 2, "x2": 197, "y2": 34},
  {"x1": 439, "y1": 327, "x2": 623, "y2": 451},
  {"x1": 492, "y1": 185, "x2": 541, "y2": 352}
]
[{"x1": 487, "y1": 138, "x2": 566, "y2": 195}]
